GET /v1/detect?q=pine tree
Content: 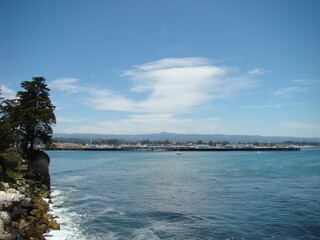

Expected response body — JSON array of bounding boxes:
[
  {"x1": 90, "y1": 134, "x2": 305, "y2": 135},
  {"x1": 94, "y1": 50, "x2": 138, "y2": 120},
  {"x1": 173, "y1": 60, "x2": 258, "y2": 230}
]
[{"x1": 16, "y1": 77, "x2": 56, "y2": 151}]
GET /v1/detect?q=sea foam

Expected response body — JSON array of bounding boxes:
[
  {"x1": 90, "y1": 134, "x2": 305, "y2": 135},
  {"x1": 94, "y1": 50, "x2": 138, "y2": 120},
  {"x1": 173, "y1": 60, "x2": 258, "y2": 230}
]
[{"x1": 44, "y1": 188, "x2": 87, "y2": 240}]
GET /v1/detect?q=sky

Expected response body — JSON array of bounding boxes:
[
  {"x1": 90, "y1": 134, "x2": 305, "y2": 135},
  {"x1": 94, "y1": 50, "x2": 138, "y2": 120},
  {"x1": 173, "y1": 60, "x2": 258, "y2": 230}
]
[{"x1": 0, "y1": 0, "x2": 319, "y2": 137}]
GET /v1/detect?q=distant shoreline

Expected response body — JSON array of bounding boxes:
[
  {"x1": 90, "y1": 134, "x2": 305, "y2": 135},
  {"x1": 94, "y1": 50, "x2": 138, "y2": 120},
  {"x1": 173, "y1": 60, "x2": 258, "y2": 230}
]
[{"x1": 44, "y1": 146, "x2": 301, "y2": 152}]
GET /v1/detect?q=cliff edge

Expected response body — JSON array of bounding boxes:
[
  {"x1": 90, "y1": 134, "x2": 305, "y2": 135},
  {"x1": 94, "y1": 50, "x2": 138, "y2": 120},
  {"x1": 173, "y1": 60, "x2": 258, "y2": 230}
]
[{"x1": 0, "y1": 149, "x2": 59, "y2": 240}]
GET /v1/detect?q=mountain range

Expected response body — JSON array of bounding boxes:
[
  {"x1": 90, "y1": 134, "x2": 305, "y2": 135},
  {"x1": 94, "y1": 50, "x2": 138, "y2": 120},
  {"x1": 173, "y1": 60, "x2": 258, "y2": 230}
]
[{"x1": 53, "y1": 132, "x2": 320, "y2": 143}]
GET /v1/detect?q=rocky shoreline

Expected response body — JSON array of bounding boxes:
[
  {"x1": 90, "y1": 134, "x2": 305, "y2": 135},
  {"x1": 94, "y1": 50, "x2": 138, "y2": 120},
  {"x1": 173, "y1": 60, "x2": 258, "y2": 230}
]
[{"x1": 0, "y1": 150, "x2": 60, "y2": 240}]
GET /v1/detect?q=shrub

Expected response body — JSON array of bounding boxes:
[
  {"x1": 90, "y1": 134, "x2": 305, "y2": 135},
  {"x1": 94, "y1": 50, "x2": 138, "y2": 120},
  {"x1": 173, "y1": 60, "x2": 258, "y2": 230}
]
[{"x1": 5, "y1": 168, "x2": 16, "y2": 183}]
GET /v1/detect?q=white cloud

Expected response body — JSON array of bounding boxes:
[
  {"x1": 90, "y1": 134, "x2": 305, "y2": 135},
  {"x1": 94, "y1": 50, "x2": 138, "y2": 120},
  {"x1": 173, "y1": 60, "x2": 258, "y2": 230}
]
[
  {"x1": 273, "y1": 86, "x2": 306, "y2": 97},
  {"x1": 50, "y1": 57, "x2": 258, "y2": 115},
  {"x1": 133, "y1": 57, "x2": 212, "y2": 71},
  {"x1": 94, "y1": 57, "x2": 256, "y2": 113},
  {"x1": 249, "y1": 68, "x2": 269, "y2": 75},
  {"x1": 282, "y1": 122, "x2": 320, "y2": 129},
  {"x1": 245, "y1": 102, "x2": 305, "y2": 109},
  {"x1": 0, "y1": 84, "x2": 16, "y2": 99},
  {"x1": 49, "y1": 78, "x2": 83, "y2": 93},
  {"x1": 292, "y1": 79, "x2": 320, "y2": 85},
  {"x1": 56, "y1": 114, "x2": 222, "y2": 134}
]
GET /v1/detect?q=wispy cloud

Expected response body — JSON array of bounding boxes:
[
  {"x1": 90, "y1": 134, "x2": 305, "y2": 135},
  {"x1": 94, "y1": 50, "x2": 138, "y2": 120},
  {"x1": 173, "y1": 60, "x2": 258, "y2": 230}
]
[
  {"x1": 282, "y1": 121, "x2": 320, "y2": 129},
  {"x1": 273, "y1": 79, "x2": 319, "y2": 97},
  {"x1": 292, "y1": 79, "x2": 320, "y2": 85},
  {"x1": 0, "y1": 84, "x2": 16, "y2": 99},
  {"x1": 49, "y1": 78, "x2": 83, "y2": 93},
  {"x1": 245, "y1": 102, "x2": 305, "y2": 109},
  {"x1": 132, "y1": 57, "x2": 212, "y2": 71},
  {"x1": 50, "y1": 57, "x2": 258, "y2": 115},
  {"x1": 273, "y1": 86, "x2": 306, "y2": 97},
  {"x1": 248, "y1": 68, "x2": 269, "y2": 75}
]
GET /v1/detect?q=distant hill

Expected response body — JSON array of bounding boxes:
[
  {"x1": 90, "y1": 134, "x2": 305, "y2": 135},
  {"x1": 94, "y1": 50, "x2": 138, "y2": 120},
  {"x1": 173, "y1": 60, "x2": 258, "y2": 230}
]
[{"x1": 53, "y1": 132, "x2": 320, "y2": 143}]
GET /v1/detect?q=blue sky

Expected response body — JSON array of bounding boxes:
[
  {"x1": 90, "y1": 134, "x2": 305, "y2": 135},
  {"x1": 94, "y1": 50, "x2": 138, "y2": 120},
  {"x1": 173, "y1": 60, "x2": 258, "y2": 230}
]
[{"x1": 1, "y1": 0, "x2": 319, "y2": 137}]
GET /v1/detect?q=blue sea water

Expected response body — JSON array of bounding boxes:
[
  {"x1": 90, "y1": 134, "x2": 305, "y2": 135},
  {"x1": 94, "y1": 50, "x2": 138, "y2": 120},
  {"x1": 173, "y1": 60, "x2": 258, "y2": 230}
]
[{"x1": 45, "y1": 148, "x2": 320, "y2": 240}]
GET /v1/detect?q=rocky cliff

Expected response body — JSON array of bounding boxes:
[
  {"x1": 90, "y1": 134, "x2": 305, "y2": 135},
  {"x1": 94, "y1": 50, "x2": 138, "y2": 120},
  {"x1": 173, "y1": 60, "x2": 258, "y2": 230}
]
[{"x1": 0, "y1": 149, "x2": 59, "y2": 240}]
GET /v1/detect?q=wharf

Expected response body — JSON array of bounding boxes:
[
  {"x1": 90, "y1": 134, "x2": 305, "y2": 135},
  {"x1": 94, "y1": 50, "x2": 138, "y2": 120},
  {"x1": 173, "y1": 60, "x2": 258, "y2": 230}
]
[{"x1": 45, "y1": 146, "x2": 300, "y2": 151}]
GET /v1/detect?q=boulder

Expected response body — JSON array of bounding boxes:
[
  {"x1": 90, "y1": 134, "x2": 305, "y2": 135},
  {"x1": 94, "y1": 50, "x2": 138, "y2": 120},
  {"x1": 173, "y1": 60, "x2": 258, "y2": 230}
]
[
  {"x1": 48, "y1": 220, "x2": 60, "y2": 230},
  {"x1": 0, "y1": 211, "x2": 11, "y2": 225},
  {"x1": 2, "y1": 183, "x2": 9, "y2": 191},
  {"x1": 6, "y1": 189, "x2": 18, "y2": 194},
  {"x1": 25, "y1": 150, "x2": 51, "y2": 189},
  {"x1": 0, "y1": 183, "x2": 6, "y2": 192},
  {"x1": 0, "y1": 191, "x2": 25, "y2": 204},
  {"x1": 0, "y1": 201, "x2": 13, "y2": 211},
  {"x1": 20, "y1": 198, "x2": 33, "y2": 209},
  {"x1": 0, "y1": 233, "x2": 14, "y2": 240}
]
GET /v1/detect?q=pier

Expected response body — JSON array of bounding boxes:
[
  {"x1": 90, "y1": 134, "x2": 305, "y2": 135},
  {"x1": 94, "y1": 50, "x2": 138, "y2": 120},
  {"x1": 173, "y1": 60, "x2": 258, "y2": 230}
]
[{"x1": 45, "y1": 146, "x2": 300, "y2": 151}]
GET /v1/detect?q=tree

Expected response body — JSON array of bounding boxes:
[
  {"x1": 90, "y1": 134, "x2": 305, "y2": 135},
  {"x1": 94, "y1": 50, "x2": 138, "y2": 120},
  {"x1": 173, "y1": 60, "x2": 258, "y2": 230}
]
[
  {"x1": 16, "y1": 77, "x2": 56, "y2": 151},
  {"x1": 0, "y1": 88, "x2": 17, "y2": 151}
]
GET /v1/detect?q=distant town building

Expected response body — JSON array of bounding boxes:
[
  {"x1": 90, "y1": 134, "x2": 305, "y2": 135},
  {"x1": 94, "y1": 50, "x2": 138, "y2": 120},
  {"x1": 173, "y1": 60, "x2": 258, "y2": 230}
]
[
  {"x1": 225, "y1": 144, "x2": 236, "y2": 149},
  {"x1": 196, "y1": 145, "x2": 209, "y2": 149}
]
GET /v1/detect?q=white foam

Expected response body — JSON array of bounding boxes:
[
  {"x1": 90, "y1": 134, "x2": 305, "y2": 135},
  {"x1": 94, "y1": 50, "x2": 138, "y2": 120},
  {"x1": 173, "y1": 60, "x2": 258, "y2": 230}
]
[
  {"x1": 45, "y1": 189, "x2": 87, "y2": 240},
  {"x1": 99, "y1": 207, "x2": 125, "y2": 216},
  {"x1": 133, "y1": 228, "x2": 161, "y2": 240},
  {"x1": 60, "y1": 175, "x2": 88, "y2": 182}
]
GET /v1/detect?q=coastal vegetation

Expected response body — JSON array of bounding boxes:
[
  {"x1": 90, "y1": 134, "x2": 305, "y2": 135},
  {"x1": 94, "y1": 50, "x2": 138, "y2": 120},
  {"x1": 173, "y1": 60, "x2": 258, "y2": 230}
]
[
  {"x1": 1, "y1": 77, "x2": 56, "y2": 153},
  {"x1": 0, "y1": 77, "x2": 58, "y2": 239}
]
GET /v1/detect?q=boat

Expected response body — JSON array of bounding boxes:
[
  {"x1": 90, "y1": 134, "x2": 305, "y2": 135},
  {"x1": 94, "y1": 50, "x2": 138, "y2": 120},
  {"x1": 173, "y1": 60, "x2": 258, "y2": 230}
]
[{"x1": 176, "y1": 152, "x2": 182, "y2": 155}]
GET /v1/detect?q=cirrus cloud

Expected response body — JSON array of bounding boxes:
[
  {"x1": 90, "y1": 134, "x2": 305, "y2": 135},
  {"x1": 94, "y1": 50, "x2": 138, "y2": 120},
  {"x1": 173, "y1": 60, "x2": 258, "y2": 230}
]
[
  {"x1": 248, "y1": 68, "x2": 269, "y2": 75},
  {"x1": 273, "y1": 86, "x2": 307, "y2": 97}
]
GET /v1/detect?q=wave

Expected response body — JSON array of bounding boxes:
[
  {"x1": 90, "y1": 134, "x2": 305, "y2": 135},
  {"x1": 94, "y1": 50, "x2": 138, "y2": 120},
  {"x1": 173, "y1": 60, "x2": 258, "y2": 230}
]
[{"x1": 45, "y1": 188, "x2": 87, "y2": 240}]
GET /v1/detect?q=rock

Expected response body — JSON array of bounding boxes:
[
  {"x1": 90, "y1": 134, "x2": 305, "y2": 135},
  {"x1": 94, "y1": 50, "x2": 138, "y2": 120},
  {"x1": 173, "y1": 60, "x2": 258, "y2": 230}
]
[
  {"x1": 0, "y1": 233, "x2": 14, "y2": 240},
  {"x1": 0, "y1": 219, "x2": 4, "y2": 234},
  {"x1": 17, "y1": 186, "x2": 26, "y2": 194},
  {"x1": 0, "y1": 201, "x2": 13, "y2": 211},
  {"x1": 2, "y1": 183, "x2": 9, "y2": 191},
  {"x1": 0, "y1": 211, "x2": 11, "y2": 225},
  {"x1": 43, "y1": 213, "x2": 53, "y2": 220},
  {"x1": 18, "y1": 219, "x2": 30, "y2": 228},
  {"x1": 30, "y1": 209, "x2": 40, "y2": 217},
  {"x1": 5, "y1": 189, "x2": 18, "y2": 194},
  {"x1": 0, "y1": 191, "x2": 25, "y2": 203},
  {"x1": 0, "y1": 150, "x2": 55, "y2": 239},
  {"x1": 25, "y1": 226, "x2": 45, "y2": 240},
  {"x1": 0, "y1": 183, "x2": 5, "y2": 192},
  {"x1": 48, "y1": 220, "x2": 60, "y2": 230},
  {"x1": 25, "y1": 150, "x2": 51, "y2": 189},
  {"x1": 20, "y1": 198, "x2": 33, "y2": 209},
  {"x1": 34, "y1": 199, "x2": 49, "y2": 213}
]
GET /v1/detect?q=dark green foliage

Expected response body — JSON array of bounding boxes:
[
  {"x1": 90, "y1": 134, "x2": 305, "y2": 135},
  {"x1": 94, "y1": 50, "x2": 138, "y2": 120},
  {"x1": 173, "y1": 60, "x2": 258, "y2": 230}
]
[
  {"x1": 17, "y1": 77, "x2": 56, "y2": 151},
  {"x1": 0, "y1": 148, "x2": 22, "y2": 183},
  {"x1": 0, "y1": 90, "x2": 17, "y2": 150},
  {"x1": 0, "y1": 148, "x2": 22, "y2": 167},
  {"x1": 0, "y1": 120, "x2": 15, "y2": 151},
  {"x1": 1, "y1": 77, "x2": 56, "y2": 152},
  {"x1": 5, "y1": 168, "x2": 16, "y2": 183}
]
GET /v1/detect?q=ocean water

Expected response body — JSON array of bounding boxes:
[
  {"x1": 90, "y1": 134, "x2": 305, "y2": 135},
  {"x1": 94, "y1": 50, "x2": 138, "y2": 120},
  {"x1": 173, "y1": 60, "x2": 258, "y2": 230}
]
[{"x1": 44, "y1": 148, "x2": 320, "y2": 240}]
